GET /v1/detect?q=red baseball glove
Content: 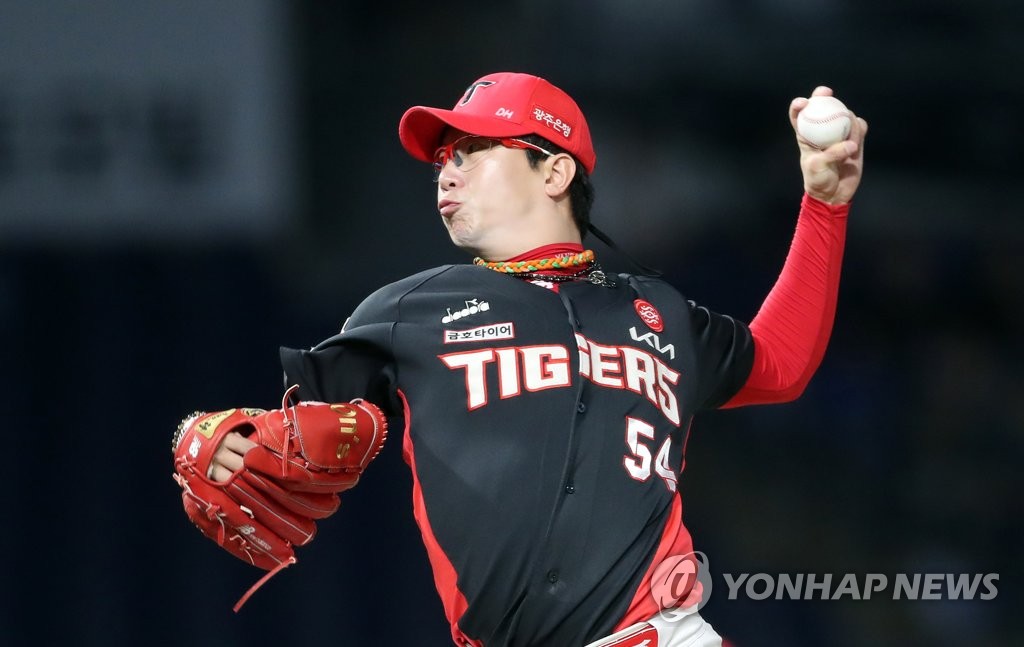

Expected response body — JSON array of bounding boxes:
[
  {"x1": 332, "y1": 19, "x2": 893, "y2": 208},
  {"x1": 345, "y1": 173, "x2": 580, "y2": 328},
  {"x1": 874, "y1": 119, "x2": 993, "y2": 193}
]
[{"x1": 172, "y1": 385, "x2": 388, "y2": 609}]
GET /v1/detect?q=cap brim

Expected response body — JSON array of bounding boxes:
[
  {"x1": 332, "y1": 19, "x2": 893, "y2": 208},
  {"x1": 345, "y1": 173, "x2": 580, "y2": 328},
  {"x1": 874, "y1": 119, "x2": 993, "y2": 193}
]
[{"x1": 399, "y1": 106, "x2": 531, "y2": 164}]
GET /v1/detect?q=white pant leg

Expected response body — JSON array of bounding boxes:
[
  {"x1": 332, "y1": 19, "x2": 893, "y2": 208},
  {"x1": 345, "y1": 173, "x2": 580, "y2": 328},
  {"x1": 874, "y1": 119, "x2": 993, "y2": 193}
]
[{"x1": 647, "y1": 610, "x2": 723, "y2": 647}]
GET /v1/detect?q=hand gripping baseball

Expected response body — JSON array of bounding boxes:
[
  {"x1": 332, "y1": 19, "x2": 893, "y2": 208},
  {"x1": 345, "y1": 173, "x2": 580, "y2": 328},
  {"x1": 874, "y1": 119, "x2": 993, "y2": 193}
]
[
  {"x1": 790, "y1": 86, "x2": 868, "y2": 205},
  {"x1": 171, "y1": 385, "x2": 388, "y2": 609}
]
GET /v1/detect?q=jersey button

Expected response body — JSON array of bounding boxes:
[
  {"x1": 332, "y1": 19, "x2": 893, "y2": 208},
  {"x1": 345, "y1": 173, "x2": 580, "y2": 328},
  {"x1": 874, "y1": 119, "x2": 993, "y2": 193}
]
[
  {"x1": 547, "y1": 570, "x2": 559, "y2": 584},
  {"x1": 565, "y1": 483, "x2": 575, "y2": 494},
  {"x1": 576, "y1": 401, "x2": 586, "y2": 414}
]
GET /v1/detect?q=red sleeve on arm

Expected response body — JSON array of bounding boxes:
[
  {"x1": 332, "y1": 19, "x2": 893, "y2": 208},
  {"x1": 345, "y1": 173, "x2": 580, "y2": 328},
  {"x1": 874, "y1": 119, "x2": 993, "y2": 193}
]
[{"x1": 722, "y1": 193, "x2": 849, "y2": 408}]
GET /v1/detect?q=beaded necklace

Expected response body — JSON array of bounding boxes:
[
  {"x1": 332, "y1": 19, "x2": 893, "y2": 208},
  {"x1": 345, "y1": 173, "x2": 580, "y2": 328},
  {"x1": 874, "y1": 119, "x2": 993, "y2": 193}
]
[
  {"x1": 473, "y1": 249, "x2": 595, "y2": 273},
  {"x1": 473, "y1": 249, "x2": 615, "y2": 287}
]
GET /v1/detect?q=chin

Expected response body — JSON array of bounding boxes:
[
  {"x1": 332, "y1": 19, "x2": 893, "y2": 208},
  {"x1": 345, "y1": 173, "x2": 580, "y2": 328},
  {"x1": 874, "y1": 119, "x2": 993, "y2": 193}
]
[
  {"x1": 446, "y1": 231, "x2": 479, "y2": 256},
  {"x1": 444, "y1": 223, "x2": 477, "y2": 252}
]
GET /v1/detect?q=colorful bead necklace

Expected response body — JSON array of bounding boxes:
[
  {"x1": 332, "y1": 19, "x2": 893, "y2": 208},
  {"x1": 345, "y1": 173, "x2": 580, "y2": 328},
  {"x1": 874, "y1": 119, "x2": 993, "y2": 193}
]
[
  {"x1": 474, "y1": 249, "x2": 614, "y2": 287},
  {"x1": 473, "y1": 249, "x2": 595, "y2": 274}
]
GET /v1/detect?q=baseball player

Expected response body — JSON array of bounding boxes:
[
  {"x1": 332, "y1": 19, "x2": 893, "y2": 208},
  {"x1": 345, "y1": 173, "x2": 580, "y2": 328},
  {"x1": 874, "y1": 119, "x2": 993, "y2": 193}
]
[{"x1": 173, "y1": 72, "x2": 866, "y2": 646}]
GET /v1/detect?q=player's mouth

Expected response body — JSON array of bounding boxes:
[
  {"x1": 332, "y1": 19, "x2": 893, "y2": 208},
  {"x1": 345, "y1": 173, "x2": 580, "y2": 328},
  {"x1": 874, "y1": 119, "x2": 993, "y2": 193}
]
[{"x1": 438, "y1": 200, "x2": 461, "y2": 217}]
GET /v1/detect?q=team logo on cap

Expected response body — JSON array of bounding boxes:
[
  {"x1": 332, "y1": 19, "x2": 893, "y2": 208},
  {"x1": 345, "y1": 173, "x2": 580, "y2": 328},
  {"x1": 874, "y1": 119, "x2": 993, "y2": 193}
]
[
  {"x1": 460, "y1": 80, "x2": 495, "y2": 106},
  {"x1": 634, "y1": 299, "x2": 664, "y2": 332}
]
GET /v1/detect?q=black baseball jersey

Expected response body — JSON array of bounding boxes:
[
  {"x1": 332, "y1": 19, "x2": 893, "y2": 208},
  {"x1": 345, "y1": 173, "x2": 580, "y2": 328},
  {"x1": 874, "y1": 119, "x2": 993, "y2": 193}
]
[{"x1": 280, "y1": 265, "x2": 754, "y2": 647}]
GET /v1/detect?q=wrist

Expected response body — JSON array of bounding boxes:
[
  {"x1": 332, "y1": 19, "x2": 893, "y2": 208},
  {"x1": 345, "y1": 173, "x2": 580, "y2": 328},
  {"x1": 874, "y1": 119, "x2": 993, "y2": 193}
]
[{"x1": 803, "y1": 191, "x2": 850, "y2": 218}]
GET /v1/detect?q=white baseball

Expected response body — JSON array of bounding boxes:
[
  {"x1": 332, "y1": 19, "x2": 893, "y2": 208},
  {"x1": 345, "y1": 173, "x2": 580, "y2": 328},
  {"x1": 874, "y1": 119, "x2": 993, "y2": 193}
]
[{"x1": 796, "y1": 95, "x2": 852, "y2": 149}]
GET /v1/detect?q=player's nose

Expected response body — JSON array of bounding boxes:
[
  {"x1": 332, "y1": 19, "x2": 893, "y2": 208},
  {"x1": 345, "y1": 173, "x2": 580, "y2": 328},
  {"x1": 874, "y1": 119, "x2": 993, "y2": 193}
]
[{"x1": 435, "y1": 160, "x2": 464, "y2": 189}]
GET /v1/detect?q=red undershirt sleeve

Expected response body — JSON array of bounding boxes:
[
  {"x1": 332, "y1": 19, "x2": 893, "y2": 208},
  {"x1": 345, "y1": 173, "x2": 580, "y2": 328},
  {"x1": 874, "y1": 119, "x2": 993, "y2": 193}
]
[{"x1": 721, "y1": 192, "x2": 849, "y2": 408}]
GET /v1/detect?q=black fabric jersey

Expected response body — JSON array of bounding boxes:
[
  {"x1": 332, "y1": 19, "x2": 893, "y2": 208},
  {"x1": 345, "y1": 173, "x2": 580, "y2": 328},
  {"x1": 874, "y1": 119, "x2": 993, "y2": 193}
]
[{"x1": 280, "y1": 264, "x2": 754, "y2": 646}]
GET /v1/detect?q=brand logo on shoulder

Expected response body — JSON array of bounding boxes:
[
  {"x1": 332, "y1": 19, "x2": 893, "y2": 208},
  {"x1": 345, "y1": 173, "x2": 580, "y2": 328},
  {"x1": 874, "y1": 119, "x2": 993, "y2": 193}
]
[
  {"x1": 442, "y1": 299, "x2": 490, "y2": 324},
  {"x1": 634, "y1": 299, "x2": 664, "y2": 332}
]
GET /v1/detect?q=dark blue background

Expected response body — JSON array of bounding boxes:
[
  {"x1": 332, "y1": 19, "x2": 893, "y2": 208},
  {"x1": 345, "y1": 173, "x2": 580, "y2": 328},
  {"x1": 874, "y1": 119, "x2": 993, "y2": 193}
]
[{"x1": 2, "y1": 2, "x2": 1020, "y2": 645}]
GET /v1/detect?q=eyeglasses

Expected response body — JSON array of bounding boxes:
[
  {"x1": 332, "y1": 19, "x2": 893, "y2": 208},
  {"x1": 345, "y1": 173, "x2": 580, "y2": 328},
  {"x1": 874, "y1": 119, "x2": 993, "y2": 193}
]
[{"x1": 432, "y1": 135, "x2": 555, "y2": 182}]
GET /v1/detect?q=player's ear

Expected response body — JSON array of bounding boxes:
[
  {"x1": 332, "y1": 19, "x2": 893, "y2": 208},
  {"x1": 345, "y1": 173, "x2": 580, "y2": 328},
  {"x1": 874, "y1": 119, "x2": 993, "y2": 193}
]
[{"x1": 543, "y1": 154, "x2": 576, "y2": 199}]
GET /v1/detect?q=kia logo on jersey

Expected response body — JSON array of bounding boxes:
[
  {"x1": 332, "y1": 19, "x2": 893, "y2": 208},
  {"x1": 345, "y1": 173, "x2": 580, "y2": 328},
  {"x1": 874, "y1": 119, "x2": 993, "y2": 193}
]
[{"x1": 634, "y1": 299, "x2": 664, "y2": 332}]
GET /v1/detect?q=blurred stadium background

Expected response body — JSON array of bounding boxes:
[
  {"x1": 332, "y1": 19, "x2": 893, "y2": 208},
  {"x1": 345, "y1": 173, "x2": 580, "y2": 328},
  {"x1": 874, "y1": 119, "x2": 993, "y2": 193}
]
[{"x1": 1, "y1": 1, "x2": 1020, "y2": 645}]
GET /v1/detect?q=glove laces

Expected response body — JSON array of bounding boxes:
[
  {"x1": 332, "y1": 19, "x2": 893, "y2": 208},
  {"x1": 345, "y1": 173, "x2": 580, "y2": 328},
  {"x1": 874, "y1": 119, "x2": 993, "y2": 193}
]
[
  {"x1": 233, "y1": 556, "x2": 297, "y2": 612},
  {"x1": 279, "y1": 384, "x2": 301, "y2": 478},
  {"x1": 233, "y1": 384, "x2": 303, "y2": 611}
]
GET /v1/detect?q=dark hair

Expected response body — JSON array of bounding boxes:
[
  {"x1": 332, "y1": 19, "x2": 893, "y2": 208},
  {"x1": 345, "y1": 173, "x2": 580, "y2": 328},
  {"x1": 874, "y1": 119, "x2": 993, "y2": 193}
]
[{"x1": 518, "y1": 134, "x2": 595, "y2": 237}]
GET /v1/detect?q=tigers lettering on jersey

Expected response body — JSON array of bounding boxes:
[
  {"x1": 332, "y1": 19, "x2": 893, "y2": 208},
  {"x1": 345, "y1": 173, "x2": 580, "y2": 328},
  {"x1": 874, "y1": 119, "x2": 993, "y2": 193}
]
[
  {"x1": 438, "y1": 345, "x2": 572, "y2": 410},
  {"x1": 575, "y1": 334, "x2": 680, "y2": 426},
  {"x1": 438, "y1": 335, "x2": 680, "y2": 425}
]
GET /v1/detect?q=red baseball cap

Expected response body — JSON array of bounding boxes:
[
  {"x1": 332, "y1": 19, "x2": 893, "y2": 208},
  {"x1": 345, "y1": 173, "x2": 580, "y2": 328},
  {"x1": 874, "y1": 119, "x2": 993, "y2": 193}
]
[{"x1": 399, "y1": 72, "x2": 596, "y2": 174}]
